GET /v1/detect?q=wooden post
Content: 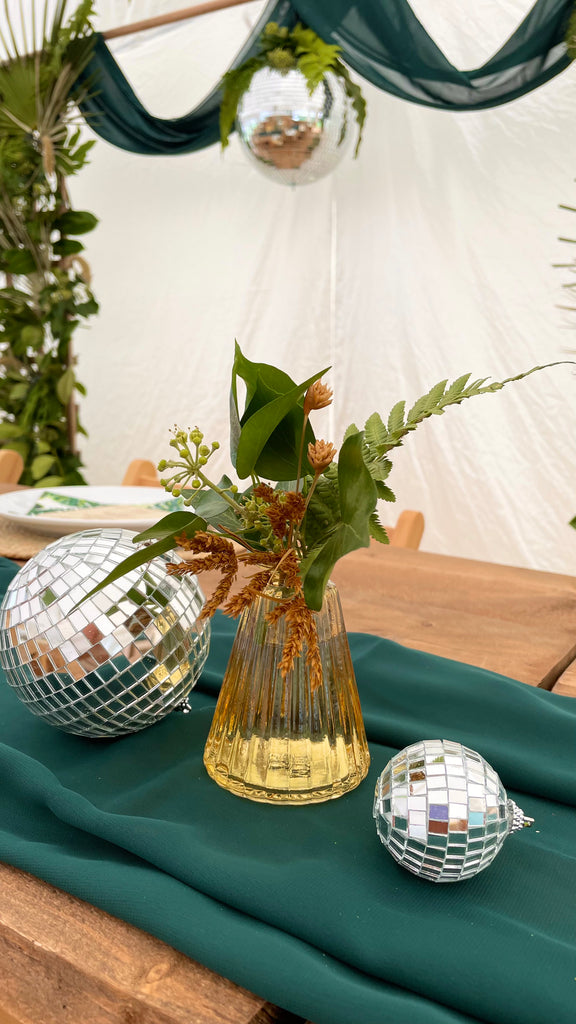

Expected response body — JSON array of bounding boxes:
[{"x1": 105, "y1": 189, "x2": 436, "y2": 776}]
[{"x1": 103, "y1": 0, "x2": 255, "y2": 41}]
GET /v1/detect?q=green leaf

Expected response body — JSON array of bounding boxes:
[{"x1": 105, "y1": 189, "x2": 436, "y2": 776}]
[
  {"x1": 81, "y1": 511, "x2": 209, "y2": 605},
  {"x1": 10, "y1": 382, "x2": 28, "y2": 400},
  {"x1": 20, "y1": 325, "x2": 43, "y2": 347},
  {"x1": 570, "y1": 516, "x2": 576, "y2": 530},
  {"x1": 75, "y1": 298, "x2": 99, "y2": 317},
  {"x1": 302, "y1": 471, "x2": 341, "y2": 552},
  {"x1": 53, "y1": 237, "x2": 84, "y2": 256},
  {"x1": 3, "y1": 248, "x2": 36, "y2": 275},
  {"x1": 187, "y1": 478, "x2": 244, "y2": 535},
  {"x1": 34, "y1": 475, "x2": 64, "y2": 487},
  {"x1": 4, "y1": 440, "x2": 29, "y2": 463},
  {"x1": 80, "y1": 536, "x2": 181, "y2": 605},
  {"x1": 53, "y1": 210, "x2": 99, "y2": 235},
  {"x1": 237, "y1": 370, "x2": 326, "y2": 480},
  {"x1": 333, "y1": 60, "x2": 367, "y2": 156},
  {"x1": 219, "y1": 57, "x2": 265, "y2": 150},
  {"x1": 300, "y1": 431, "x2": 377, "y2": 609},
  {"x1": 231, "y1": 342, "x2": 328, "y2": 481},
  {"x1": 56, "y1": 368, "x2": 75, "y2": 404},
  {"x1": 31, "y1": 454, "x2": 55, "y2": 480},
  {"x1": 0, "y1": 423, "x2": 23, "y2": 440},
  {"x1": 133, "y1": 512, "x2": 207, "y2": 544}
]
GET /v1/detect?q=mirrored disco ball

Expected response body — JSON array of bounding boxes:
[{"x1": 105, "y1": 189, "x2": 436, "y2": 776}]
[
  {"x1": 236, "y1": 68, "x2": 352, "y2": 186},
  {"x1": 373, "y1": 739, "x2": 534, "y2": 882},
  {"x1": 0, "y1": 529, "x2": 210, "y2": 738}
]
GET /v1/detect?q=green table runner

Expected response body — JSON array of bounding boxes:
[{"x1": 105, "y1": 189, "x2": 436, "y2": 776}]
[{"x1": 0, "y1": 556, "x2": 574, "y2": 1024}]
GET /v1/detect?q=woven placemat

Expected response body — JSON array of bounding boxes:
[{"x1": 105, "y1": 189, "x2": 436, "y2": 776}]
[{"x1": 0, "y1": 516, "x2": 57, "y2": 560}]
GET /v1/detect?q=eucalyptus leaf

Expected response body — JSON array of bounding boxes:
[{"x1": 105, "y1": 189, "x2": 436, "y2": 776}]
[
  {"x1": 34, "y1": 474, "x2": 64, "y2": 487},
  {"x1": 31, "y1": 453, "x2": 55, "y2": 480},
  {"x1": 53, "y1": 210, "x2": 99, "y2": 235},
  {"x1": 20, "y1": 325, "x2": 43, "y2": 347},
  {"x1": 53, "y1": 238, "x2": 84, "y2": 257},
  {"x1": 3, "y1": 249, "x2": 36, "y2": 275},
  {"x1": 56, "y1": 368, "x2": 75, "y2": 404},
  {"x1": 0, "y1": 423, "x2": 23, "y2": 439}
]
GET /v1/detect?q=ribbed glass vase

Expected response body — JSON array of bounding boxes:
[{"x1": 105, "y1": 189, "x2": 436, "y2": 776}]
[{"x1": 203, "y1": 578, "x2": 370, "y2": 804}]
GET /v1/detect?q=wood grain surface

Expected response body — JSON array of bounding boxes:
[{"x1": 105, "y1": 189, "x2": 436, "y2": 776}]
[
  {"x1": 1, "y1": 540, "x2": 575, "y2": 1023},
  {"x1": 0, "y1": 865, "x2": 302, "y2": 1024}
]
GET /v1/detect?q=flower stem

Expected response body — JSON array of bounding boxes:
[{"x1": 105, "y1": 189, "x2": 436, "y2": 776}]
[
  {"x1": 195, "y1": 470, "x2": 244, "y2": 512},
  {"x1": 295, "y1": 411, "x2": 309, "y2": 495}
]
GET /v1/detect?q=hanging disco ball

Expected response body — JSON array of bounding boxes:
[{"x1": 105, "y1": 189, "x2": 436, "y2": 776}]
[
  {"x1": 236, "y1": 68, "x2": 353, "y2": 186},
  {"x1": 0, "y1": 529, "x2": 210, "y2": 738}
]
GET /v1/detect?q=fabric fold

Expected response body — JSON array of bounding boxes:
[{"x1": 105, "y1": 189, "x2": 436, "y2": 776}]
[{"x1": 78, "y1": 0, "x2": 575, "y2": 156}]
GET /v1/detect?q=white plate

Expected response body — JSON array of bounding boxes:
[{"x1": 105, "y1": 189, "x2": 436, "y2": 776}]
[{"x1": 0, "y1": 486, "x2": 170, "y2": 537}]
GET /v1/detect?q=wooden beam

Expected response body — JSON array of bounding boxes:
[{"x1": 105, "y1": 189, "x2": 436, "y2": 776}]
[{"x1": 103, "y1": 0, "x2": 256, "y2": 41}]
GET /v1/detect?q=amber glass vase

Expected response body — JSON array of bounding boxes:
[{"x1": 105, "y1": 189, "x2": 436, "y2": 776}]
[{"x1": 203, "y1": 577, "x2": 370, "y2": 804}]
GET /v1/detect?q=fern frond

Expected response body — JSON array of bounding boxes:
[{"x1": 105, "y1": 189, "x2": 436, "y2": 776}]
[
  {"x1": 372, "y1": 363, "x2": 569, "y2": 458},
  {"x1": 387, "y1": 400, "x2": 405, "y2": 434},
  {"x1": 364, "y1": 411, "x2": 387, "y2": 448},
  {"x1": 369, "y1": 512, "x2": 389, "y2": 544}
]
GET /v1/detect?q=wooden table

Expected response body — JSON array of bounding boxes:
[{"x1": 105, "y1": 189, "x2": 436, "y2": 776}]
[{"x1": 1, "y1": 541, "x2": 576, "y2": 1024}]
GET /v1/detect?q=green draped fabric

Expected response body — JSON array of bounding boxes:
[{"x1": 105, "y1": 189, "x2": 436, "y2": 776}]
[
  {"x1": 1, "y1": 554, "x2": 576, "y2": 1024},
  {"x1": 78, "y1": 0, "x2": 574, "y2": 155}
]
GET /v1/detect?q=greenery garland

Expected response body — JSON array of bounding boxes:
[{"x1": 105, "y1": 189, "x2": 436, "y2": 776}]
[
  {"x1": 220, "y1": 22, "x2": 367, "y2": 157},
  {"x1": 0, "y1": 0, "x2": 99, "y2": 487}
]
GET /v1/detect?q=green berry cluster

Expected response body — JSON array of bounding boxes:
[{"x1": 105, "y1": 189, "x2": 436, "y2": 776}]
[{"x1": 157, "y1": 427, "x2": 220, "y2": 505}]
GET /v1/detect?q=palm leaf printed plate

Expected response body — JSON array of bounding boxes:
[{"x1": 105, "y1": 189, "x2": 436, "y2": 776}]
[{"x1": 0, "y1": 487, "x2": 184, "y2": 537}]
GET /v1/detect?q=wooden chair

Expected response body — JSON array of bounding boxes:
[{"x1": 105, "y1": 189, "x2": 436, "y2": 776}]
[
  {"x1": 387, "y1": 510, "x2": 425, "y2": 550},
  {"x1": 0, "y1": 448, "x2": 24, "y2": 484},
  {"x1": 122, "y1": 459, "x2": 161, "y2": 487}
]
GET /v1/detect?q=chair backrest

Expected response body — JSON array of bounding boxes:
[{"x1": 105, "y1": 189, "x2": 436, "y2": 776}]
[
  {"x1": 122, "y1": 459, "x2": 161, "y2": 487},
  {"x1": 0, "y1": 448, "x2": 24, "y2": 484},
  {"x1": 387, "y1": 510, "x2": 425, "y2": 550}
]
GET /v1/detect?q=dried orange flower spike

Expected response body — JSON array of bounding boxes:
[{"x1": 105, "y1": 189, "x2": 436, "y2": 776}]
[
  {"x1": 308, "y1": 440, "x2": 337, "y2": 472},
  {"x1": 303, "y1": 380, "x2": 333, "y2": 416}
]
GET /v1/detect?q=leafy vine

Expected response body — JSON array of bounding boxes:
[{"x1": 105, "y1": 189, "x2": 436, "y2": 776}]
[{"x1": 0, "y1": 0, "x2": 99, "y2": 486}]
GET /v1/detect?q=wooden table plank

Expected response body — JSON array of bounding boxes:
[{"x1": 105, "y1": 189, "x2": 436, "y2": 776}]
[
  {"x1": 0, "y1": 864, "x2": 301, "y2": 1024},
  {"x1": 331, "y1": 543, "x2": 576, "y2": 694}
]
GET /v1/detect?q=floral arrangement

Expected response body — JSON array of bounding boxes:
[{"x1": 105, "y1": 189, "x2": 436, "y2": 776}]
[
  {"x1": 94, "y1": 344, "x2": 557, "y2": 689},
  {"x1": 219, "y1": 21, "x2": 367, "y2": 156}
]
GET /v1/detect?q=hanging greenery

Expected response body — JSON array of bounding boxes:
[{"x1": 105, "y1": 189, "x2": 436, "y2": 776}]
[
  {"x1": 0, "y1": 0, "x2": 99, "y2": 487},
  {"x1": 220, "y1": 21, "x2": 367, "y2": 156}
]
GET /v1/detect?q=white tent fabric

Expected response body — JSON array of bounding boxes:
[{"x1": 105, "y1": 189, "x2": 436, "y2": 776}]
[{"x1": 21, "y1": 2, "x2": 576, "y2": 573}]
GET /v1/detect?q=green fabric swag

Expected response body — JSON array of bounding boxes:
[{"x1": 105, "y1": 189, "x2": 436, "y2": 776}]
[
  {"x1": 78, "y1": 0, "x2": 574, "y2": 155},
  {"x1": 1, "y1": 554, "x2": 576, "y2": 1024}
]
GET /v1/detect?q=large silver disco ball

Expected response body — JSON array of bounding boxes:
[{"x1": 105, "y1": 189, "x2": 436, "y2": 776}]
[
  {"x1": 373, "y1": 739, "x2": 534, "y2": 882},
  {"x1": 236, "y1": 68, "x2": 352, "y2": 186},
  {"x1": 0, "y1": 529, "x2": 210, "y2": 738}
]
